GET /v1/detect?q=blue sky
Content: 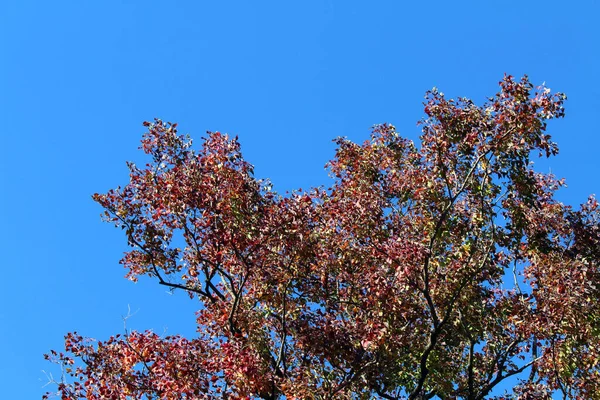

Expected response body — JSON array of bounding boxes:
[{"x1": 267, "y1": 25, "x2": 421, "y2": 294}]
[{"x1": 0, "y1": 1, "x2": 598, "y2": 397}]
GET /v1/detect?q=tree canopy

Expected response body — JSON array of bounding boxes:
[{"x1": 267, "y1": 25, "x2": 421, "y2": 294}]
[{"x1": 46, "y1": 76, "x2": 600, "y2": 399}]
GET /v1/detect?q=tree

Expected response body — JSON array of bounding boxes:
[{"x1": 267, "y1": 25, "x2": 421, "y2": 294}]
[{"x1": 45, "y1": 76, "x2": 600, "y2": 399}]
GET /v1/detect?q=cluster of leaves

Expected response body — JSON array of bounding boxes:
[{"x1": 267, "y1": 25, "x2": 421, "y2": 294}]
[{"x1": 45, "y1": 76, "x2": 600, "y2": 399}]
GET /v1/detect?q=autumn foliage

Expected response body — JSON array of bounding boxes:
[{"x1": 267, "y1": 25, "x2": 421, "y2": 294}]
[{"x1": 45, "y1": 76, "x2": 600, "y2": 399}]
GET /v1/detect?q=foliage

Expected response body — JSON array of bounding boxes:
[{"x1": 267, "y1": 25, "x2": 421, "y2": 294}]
[{"x1": 45, "y1": 76, "x2": 600, "y2": 399}]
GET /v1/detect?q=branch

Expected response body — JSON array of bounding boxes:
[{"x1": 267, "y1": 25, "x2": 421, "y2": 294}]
[
  {"x1": 275, "y1": 280, "x2": 291, "y2": 376},
  {"x1": 467, "y1": 339, "x2": 476, "y2": 400},
  {"x1": 476, "y1": 355, "x2": 542, "y2": 400},
  {"x1": 410, "y1": 235, "x2": 492, "y2": 400},
  {"x1": 118, "y1": 216, "x2": 217, "y2": 300},
  {"x1": 374, "y1": 385, "x2": 399, "y2": 400},
  {"x1": 421, "y1": 149, "x2": 492, "y2": 327},
  {"x1": 330, "y1": 360, "x2": 376, "y2": 398},
  {"x1": 227, "y1": 272, "x2": 248, "y2": 335}
]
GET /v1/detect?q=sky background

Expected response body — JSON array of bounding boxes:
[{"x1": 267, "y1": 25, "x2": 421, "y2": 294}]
[{"x1": 1, "y1": 1, "x2": 599, "y2": 398}]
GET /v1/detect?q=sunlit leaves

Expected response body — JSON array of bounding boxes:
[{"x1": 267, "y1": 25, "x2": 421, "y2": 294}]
[{"x1": 46, "y1": 77, "x2": 599, "y2": 399}]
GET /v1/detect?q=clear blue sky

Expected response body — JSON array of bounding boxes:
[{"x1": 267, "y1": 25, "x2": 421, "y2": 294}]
[{"x1": 1, "y1": 1, "x2": 598, "y2": 397}]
